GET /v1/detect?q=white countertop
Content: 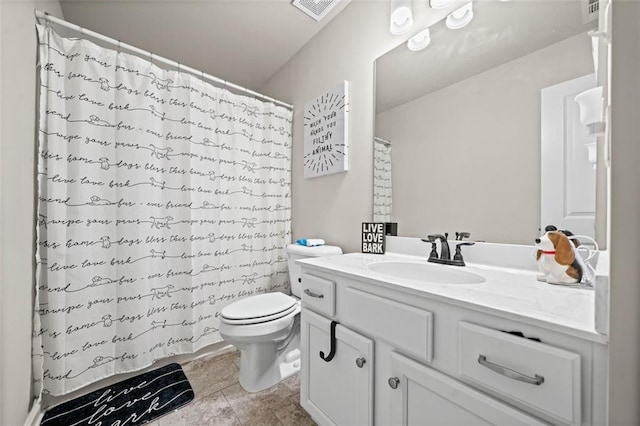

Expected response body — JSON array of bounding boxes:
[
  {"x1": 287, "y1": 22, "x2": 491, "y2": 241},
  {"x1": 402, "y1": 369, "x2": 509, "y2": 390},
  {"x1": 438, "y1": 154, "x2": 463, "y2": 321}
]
[{"x1": 298, "y1": 251, "x2": 608, "y2": 344}]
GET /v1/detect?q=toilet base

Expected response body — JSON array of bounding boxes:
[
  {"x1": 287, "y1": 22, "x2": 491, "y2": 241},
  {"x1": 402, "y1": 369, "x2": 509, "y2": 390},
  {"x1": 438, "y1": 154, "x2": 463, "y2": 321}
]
[{"x1": 237, "y1": 333, "x2": 301, "y2": 393}]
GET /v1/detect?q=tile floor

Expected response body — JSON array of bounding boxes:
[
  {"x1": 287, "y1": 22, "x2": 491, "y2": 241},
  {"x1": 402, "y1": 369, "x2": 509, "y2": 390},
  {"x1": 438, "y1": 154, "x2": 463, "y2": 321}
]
[{"x1": 148, "y1": 350, "x2": 316, "y2": 426}]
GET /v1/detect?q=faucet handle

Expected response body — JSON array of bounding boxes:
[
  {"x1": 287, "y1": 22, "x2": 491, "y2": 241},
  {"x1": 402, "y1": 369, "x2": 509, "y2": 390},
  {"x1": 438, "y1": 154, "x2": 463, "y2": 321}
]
[
  {"x1": 453, "y1": 241, "x2": 475, "y2": 266},
  {"x1": 426, "y1": 234, "x2": 445, "y2": 242},
  {"x1": 455, "y1": 242, "x2": 475, "y2": 248},
  {"x1": 421, "y1": 238, "x2": 439, "y2": 259},
  {"x1": 455, "y1": 232, "x2": 471, "y2": 241}
]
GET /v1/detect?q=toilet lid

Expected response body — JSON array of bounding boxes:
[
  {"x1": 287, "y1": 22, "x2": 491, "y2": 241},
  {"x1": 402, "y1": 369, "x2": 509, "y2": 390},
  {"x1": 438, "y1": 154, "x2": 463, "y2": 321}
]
[{"x1": 221, "y1": 292, "x2": 297, "y2": 324}]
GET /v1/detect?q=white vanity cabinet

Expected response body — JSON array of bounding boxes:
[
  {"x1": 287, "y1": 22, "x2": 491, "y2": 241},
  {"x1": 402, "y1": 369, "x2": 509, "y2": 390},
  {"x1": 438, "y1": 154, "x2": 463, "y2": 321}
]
[
  {"x1": 299, "y1": 266, "x2": 608, "y2": 426},
  {"x1": 300, "y1": 297, "x2": 374, "y2": 425}
]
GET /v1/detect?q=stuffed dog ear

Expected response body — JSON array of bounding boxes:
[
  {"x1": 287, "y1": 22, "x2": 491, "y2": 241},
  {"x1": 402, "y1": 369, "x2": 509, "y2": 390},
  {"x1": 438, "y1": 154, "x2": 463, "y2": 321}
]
[
  {"x1": 560, "y1": 229, "x2": 580, "y2": 247},
  {"x1": 554, "y1": 233, "x2": 575, "y2": 266}
]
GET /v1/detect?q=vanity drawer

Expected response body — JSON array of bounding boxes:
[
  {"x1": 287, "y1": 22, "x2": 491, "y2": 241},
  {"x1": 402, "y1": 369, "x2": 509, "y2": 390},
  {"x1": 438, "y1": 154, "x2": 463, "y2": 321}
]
[
  {"x1": 301, "y1": 273, "x2": 335, "y2": 317},
  {"x1": 343, "y1": 287, "x2": 433, "y2": 362},
  {"x1": 458, "y1": 322, "x2": 581, "y2": 425}
]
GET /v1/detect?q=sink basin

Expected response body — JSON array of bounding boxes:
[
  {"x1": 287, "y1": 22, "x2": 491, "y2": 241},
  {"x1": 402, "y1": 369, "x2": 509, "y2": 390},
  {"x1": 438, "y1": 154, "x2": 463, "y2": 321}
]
[{"x1": 367, "y1": 261, "x2": 486, "y2": 285}]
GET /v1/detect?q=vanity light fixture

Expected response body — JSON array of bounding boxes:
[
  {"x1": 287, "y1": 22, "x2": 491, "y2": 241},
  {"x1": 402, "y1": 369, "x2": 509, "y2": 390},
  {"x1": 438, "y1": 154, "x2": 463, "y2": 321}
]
[
  {"x1": 575, "y1": 86, "x2": 605, "y2": 136},
  {"x1": 407, "y1": 28, "x2": 431, "y2": 51},
  {"x1": 429, "y1": 0, "x2": 456, "y2": 9},
  {"x1": 575, "y1": 86, "x2": 605, "y2": 169},
  {"x1": 390, "y1": 0, "x2": 413, "y2": 35},
  {"x1": 445, "y1": 2, "x2": 474, "y2": 30}
]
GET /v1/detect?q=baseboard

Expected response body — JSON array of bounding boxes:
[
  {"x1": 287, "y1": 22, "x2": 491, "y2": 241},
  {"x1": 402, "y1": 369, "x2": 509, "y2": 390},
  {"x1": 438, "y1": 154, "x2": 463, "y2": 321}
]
[{"x1": 24, "y1": 398, "x2": 43, "y2": 426}]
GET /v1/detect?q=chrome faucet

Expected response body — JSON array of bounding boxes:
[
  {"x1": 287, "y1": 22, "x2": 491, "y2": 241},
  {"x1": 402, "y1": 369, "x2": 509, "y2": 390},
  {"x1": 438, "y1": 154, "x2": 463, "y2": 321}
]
[{"x1": 421, "y1": 232, "x2": 474, "y2": 266}]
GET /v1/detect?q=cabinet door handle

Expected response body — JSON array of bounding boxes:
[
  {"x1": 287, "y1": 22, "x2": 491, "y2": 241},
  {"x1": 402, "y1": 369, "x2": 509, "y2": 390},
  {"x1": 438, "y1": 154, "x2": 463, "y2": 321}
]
[
  {"x1": 478, "y1": 355, "x2": 544, "y2": 386},
  {"x1": 355, "y1": 357, "x2": 366, "y2": 368},
  {"x1": 319, "y1": 321, "x2": 339, "y2": 362},
  {"x1": 304, "y1": 289, "x2": 324, "y2": 299},
  {"x1": 388, "y1": 377, "x2": 400, "y2": 389}
]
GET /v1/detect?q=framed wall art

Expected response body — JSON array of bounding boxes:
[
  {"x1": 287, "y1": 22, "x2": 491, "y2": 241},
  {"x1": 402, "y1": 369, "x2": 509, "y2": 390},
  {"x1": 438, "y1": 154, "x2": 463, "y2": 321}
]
[{"x1": 303, "y1": 81, "x2": 349, "y2": 178}]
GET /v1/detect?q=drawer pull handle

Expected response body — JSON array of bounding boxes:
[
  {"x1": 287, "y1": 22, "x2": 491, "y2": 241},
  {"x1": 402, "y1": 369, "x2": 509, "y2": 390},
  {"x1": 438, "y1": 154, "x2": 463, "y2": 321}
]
[
  {"x1": 478, "y1": 355, "x2": 544, "y2": 386},
  {"x1": 304, "y1": 289, "x2": 324, "y2": 299},
  {"x1": 355, "y1": 357, "x2": 366, "y2": 368},
  {"x1": 388, "y1": 377, "x2": 400, "y2": 389}
]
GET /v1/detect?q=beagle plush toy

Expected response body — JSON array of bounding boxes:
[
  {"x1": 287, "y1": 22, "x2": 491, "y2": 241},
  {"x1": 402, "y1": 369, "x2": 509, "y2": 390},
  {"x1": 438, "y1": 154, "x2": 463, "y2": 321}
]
[{"x1": 535, "y1": 229, "x2": 583, "y2": 285}]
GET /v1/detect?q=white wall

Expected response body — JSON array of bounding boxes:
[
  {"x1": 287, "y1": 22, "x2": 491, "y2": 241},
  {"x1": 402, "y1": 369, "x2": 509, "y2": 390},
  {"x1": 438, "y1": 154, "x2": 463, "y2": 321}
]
[
  {"x1": 0, "y1": 0, "x2": 64, "y2": 424},
  {"x1": 609, "y1": 0, "x2": 640, "y2": 423},
  {"x1": 261, "y1": 1, "x2": 448, "y2": 253},
  {"x1": 375, "y1": 33, "x2": 593, "y2": 244}
]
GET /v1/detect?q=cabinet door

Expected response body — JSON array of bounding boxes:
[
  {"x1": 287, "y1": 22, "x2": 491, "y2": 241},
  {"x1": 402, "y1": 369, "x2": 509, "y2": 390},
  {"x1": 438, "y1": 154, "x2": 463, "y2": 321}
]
[
  {"x1": 389, "y1": 351, "x2": 546, "y2": 426},
  {"x1": 301, "y1": 309, "x2": 374, "y2": 426}
]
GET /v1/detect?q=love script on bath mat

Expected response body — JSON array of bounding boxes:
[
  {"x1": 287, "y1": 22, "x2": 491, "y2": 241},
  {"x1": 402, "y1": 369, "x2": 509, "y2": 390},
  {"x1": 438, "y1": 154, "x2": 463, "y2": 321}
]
[{"x1": 40, "y1": 363, "x2": 194, "y2": 425}]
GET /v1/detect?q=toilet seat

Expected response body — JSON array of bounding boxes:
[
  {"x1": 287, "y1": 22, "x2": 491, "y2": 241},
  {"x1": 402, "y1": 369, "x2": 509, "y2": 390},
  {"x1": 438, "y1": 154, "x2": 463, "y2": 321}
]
[
  {"x1": 219, "y1": 301, "x2": 301, "y2": 341},
  {"x1": 221, "y1": 303, "x2": 298, "y2": 325},
  {"x1": 221, "y1": 292, "x2": 297, "y2": 325}
]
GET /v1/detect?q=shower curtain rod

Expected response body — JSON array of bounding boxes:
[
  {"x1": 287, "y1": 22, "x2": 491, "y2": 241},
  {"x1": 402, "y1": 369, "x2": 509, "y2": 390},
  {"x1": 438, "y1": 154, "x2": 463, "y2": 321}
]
[
  {"x1": 374, "y1": 137, "x2": 391, "y2": 145},
  {"x1": 34, "y1": 10, "x2": 294, "y2": 110}
]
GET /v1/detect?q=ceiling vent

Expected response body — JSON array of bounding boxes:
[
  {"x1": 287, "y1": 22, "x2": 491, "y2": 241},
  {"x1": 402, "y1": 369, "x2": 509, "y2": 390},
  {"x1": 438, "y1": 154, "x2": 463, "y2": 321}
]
[
  {"x1": 292, "y1": 0, "x2": 341, "y2": 21},
  {"x1": 582, "y1": 0, "x2": 599, "y2": 24}
]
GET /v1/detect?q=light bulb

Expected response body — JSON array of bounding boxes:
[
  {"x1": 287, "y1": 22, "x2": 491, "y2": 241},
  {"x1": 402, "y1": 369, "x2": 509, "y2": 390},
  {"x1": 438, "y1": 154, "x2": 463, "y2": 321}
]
[
  {"x1": 446, "y1": 2, "x2": 474, "y2": 30},
  {"x1": 430, "y1": 0, "x2": 455, "y2": 9},
  {"x1": 390, "y1": 0, "x2": 414, "y2": 35},
  {"x1": 408, "y1": 28, "x2": 431, "y2": 51}
]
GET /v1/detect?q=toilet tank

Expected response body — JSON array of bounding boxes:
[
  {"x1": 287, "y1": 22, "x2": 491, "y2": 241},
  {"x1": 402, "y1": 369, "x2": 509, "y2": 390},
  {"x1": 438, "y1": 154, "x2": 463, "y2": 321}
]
[{"x1": 286, "y1": 244, "x2": 342, "y2": 298}]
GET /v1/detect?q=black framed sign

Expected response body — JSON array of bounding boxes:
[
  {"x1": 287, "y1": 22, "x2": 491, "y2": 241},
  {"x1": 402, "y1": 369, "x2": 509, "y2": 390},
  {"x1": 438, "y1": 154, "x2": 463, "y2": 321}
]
[{"x1": 362, "y1": 222, "x2": 385, "y2": 254}]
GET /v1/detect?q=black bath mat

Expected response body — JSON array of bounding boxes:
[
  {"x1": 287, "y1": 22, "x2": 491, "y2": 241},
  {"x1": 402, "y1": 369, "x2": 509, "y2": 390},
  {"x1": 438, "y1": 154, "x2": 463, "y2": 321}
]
[{"x1": 41, "y1": 363, "x2": 194, "y2": 425}]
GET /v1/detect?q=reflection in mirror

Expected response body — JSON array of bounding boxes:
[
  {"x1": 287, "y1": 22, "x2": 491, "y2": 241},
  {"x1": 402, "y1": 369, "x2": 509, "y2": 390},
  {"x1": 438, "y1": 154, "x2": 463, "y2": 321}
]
[
  {"x1": 374, "y1": 0, "x2": 605, "y2": 245},
  {"x1": 373, "y1": 137, "x2": 393, "y2": 222}
]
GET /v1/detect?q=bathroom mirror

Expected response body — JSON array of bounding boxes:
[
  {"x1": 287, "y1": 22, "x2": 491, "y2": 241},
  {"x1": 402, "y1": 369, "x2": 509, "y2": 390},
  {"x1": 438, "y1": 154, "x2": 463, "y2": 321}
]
[{"x1": 374, "y1": 0, "x2": 607, "y2": 246}]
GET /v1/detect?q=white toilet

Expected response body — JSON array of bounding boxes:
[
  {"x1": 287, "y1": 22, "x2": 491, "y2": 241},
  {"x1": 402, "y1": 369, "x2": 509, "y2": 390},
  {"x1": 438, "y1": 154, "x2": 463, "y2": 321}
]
[{"x1": 219, "y1": 243, "x2": 342, "y2": 392}]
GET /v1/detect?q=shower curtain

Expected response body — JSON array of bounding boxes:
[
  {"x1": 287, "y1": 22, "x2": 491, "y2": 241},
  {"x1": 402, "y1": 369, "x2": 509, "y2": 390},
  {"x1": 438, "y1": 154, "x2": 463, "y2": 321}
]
[
  {"x1": 33, "y1": 25, "x2": 292, "y2": 396},
  {"x1": 373, "y1": 140, "x2": 392, "y2": 222}
]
